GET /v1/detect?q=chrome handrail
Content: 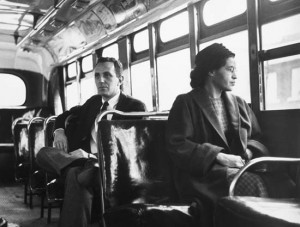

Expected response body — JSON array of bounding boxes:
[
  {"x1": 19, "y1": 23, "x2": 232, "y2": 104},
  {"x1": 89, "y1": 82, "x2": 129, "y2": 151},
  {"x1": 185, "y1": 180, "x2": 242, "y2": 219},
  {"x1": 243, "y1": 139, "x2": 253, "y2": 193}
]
[
  {"x1": 97, "y1": 110, "x2": 169, "y2": 122},
  {"x1": 229, "y1": 156, "x2": 300, "y2": 196}
]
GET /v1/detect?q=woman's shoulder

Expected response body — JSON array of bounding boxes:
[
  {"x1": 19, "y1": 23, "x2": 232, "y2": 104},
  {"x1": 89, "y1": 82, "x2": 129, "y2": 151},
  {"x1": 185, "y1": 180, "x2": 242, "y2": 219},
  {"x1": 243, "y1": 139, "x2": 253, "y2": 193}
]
[
  {"x1": 174, "y1": 90, "x2": 195, "y2": 102},
  {"x1": 225, "y1": 92, "x2": 250, "y2": 111},
  {"x1": 226, "y1": 92, "x2": 246, "y2": 103}
]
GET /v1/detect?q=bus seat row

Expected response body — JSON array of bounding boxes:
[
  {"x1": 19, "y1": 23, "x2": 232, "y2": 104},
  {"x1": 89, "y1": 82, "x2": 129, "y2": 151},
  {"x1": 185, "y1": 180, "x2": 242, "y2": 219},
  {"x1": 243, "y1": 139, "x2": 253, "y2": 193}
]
[
  {"x1": 12, "y1": 110, "x2": 300, "y2": 227},
  {"x1": 12, "y1": 117, "x2": 30, "y2": 204},
  {"x1": 12, "y1": 115, "x2": 63, "y2": 223},
  {"x1": 97, "y1": 110, "x2": 300, "y2": 227}
]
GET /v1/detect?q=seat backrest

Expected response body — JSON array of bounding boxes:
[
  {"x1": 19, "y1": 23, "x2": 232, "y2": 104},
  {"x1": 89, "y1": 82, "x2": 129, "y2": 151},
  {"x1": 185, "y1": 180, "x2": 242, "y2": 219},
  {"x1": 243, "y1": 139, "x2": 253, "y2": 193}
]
[
  {"x1": 98, "y1": 119, "x2": 177, "y2": 209},
  {"x1": 28, "y1": 117, "x2": 45, "y2": 174},
  {"x1": 12, "y1": 117, "x2": 30, "y2": 181},
  {"x1": 64, "y1": 113, "x2": 79, "y2": 141},
  {"x1": 44, "y1": 116, "x2": 57, "y2": 147},
  {"x1": 12, "y1": 118, "x2": 29, "y2": 163}
]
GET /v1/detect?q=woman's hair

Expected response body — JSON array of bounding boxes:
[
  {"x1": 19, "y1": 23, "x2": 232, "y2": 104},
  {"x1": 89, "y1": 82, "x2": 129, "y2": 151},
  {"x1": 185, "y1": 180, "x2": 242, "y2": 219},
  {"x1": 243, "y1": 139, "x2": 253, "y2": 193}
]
[
  {"x1": 190, "y1": 43, "x2": 235, "y2": 88},
  {"x1": 96, "y1": 57, "x2": 123, "y2": 78}
]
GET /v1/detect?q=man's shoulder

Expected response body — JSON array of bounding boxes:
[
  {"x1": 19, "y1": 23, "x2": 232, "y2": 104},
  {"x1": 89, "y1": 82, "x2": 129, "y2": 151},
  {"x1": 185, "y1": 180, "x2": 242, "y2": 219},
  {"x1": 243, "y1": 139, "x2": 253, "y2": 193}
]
[
  {"x1": 81, "y1": 95, "x2": 102, "y2": 108},
  {"x1": 122, "y1": 93, "x2": 143, "y2": 103},
  {"x1": 86, "y1": 94, "x2": 102, "y2": 103},
  {"x1": 119, "y1": 93, "x2": 146, "y2": 111}
]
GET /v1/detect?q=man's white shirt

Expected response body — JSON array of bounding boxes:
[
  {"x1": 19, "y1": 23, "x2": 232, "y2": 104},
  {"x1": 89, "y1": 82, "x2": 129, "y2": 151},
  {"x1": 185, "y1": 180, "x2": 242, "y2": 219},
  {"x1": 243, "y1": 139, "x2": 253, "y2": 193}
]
[{"x1": 90, "y1": 91, "x2": 120, "y2": 154}]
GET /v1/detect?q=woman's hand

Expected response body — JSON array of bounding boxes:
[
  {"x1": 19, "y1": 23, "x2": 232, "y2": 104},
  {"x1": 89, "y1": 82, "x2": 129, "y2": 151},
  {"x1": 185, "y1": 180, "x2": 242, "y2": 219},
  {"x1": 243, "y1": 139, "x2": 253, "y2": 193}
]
[
  {"x1": 216, "y1": 152, "x2": 245, "y2": 168},
  {"x1": 245, "y1": 148, "x2": 253, "y2": 160},
  {"x1": 53, "y1": 129, "x2": 68, "y2": 152}
]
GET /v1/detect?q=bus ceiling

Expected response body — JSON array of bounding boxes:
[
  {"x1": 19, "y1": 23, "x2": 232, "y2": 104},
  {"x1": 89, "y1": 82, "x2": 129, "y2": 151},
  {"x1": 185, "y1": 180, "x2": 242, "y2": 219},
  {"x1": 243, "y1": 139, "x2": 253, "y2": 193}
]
[{"x1": 0, "y1": 0, "x2": 195, "y2": 66}]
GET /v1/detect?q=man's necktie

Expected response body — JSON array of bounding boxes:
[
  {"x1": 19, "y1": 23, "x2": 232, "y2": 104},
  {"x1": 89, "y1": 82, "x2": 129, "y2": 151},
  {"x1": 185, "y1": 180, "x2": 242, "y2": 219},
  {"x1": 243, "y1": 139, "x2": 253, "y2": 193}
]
[{"x1": 100, "y1": 101, "x2": 109, "y2": 120}]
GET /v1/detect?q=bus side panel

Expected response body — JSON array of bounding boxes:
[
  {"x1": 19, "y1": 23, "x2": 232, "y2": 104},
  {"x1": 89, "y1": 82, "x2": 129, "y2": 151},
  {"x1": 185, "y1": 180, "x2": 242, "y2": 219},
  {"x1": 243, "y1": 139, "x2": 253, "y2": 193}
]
[{"x1": 258, "y1": 111, "x2": 300, "y2": 158}]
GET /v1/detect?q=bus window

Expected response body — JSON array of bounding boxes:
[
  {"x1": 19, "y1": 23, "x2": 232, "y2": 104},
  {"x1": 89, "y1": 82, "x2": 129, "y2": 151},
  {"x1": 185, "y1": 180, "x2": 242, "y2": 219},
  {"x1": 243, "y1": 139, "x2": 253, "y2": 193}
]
[
  {"x1": 159, "y1": 11, "x2": 189, "y2": 43},
  {"x1": 102, "y1": 43, "x2": 119, "y2": 59},
  {"x1": 200, "y1": 31, "x2": 250, "y2": 103},
  {"x1": 264, "y1": 55, "x2": 300, "y2": 110},
  {"x1": 262, "y1": 14, "x2": 300, "y2": 50},
  {"x1": 66, "y1": 82, "x2": 79, "y2": 110},
  {"x1": 157, "y1": 48, "x2": 191, "y2": 111},
  {"x1": 131, "y1": 61, "x2": 153, "y2": 111},
  {"x1": 81, "y1": 54, "x2": 96, "y2": 104},
  {"x1": 67, "y1": 61, "x2": 78, "y2": 79},
  {"x1": 82, "y1": 54, "x2": 94, "y2": 73},
  {"x1": 133, "y1": 29, "x2": 149, "y2": 53},
  {"x1": 203, "y1": 0, "x2": 246, "y2": 26},
  {"x1": 80, "y1": 76, "x2": 96, "y2": 104},
  {"x1": 0, "y1": 73, "x2": 26, "y2": 106}
]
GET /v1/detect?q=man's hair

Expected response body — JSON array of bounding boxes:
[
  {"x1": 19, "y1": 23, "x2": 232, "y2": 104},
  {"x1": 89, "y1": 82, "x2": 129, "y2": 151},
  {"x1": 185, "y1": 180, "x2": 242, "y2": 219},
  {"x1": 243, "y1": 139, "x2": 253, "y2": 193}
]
[{"x1": 96, "y1": 57, "x2": 123, "y2": 78}]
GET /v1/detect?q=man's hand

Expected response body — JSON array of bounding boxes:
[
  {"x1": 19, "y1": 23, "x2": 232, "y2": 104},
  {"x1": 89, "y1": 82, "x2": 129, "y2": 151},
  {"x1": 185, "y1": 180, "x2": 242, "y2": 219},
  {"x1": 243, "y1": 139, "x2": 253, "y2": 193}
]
[
  {"x1": 70, "y1": 149, "x2": 97, "y2": 159},
  {"x1": 53, "y1": 129, "x2": 68, "y2": 152},
  {"x1": 216, "y1": 152, "x2": 245, "y2": 168}
]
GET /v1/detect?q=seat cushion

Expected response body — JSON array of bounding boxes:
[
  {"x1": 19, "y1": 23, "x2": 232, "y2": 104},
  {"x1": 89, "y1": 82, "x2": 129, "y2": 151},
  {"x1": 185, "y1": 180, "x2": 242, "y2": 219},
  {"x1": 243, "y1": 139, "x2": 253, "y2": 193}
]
[
  {"x1": 104, "y1": 203, "x2": 197, "y2": 227},
  {"x1": 215, "y1": 196, "x2": 300, "y2": 227}
]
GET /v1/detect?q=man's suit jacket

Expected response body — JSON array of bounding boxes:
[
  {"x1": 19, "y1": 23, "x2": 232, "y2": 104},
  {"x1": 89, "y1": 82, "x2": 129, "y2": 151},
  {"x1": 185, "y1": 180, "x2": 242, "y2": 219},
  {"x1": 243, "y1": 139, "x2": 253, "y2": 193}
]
[{"x1": 55, "y1": 92, "x2": 146, "y2": 152}]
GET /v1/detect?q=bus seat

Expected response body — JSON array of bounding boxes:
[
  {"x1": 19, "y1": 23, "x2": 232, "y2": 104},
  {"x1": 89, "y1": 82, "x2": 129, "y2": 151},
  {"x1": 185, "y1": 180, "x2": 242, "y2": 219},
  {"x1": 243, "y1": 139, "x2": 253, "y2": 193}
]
[
  {"x1": 215, "y1": 157, "x2": 300, "y2": 227},
  {"x1": 43, "y1": 113, "x2": 100, "y2": 223},
  {"x1": 64, "y1": 113, "x2": 79, "y2": 140},
  {"x1": 27, "y1": 117, "x2": 46, "y2": 210},
  {"x1": 12, "y1": 117, "x2": 30, "y2": 204},
  {"x1": 43, "y1": 115, "x2": 63, "y2": 224},
  {"x1": 97, "y1": 112, "x2": 197, "y2": 227}
]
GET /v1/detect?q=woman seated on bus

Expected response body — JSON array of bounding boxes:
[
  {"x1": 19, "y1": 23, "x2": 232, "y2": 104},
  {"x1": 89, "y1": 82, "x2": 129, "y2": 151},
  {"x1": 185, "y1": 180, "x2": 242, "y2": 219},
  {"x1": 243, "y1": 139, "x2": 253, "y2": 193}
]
[{"x1": 166, "y1": 43, "x2": 269, "y2": 227}]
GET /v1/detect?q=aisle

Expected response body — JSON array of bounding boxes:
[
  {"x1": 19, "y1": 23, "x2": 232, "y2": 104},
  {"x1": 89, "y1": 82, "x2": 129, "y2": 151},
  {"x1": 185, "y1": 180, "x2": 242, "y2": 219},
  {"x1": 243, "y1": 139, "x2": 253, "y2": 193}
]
[{"x1": 0, "y1": 183, "x2": 59, "y2": 227}]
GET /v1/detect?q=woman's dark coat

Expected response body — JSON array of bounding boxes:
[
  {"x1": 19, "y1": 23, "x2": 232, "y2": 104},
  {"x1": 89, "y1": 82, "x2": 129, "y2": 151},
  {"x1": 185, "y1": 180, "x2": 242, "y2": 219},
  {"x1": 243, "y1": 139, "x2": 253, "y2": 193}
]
[{"x1": 166, "y1": 88, "x2": 268, "y2": 226}]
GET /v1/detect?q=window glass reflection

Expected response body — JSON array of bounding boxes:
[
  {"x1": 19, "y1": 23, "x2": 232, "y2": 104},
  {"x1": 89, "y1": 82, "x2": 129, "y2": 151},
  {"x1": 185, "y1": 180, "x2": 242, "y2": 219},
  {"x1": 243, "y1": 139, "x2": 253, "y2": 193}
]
[
  {"x1": 133, "y1": 29, "x2": 149, "y2": 53},
  {"x1": 131, "y1": 61, "x2": 153, "y2": 111},
  {"x1": 264, "y1": 55, "x2": 300, "y2": 110},
  {"x1": 82, "y1": 54, "x2": 94, "y2": 73},
  {"x1": 66, "y1": 82, "x2": 79, "y2": 110},
  {"x1": 0, "y1": 73, "x2": 26, "y2": 106},
  {"x1": 160, "y1": 11, "x2": 189, "y2": 43},
  {"x1": 203, "y1": 0, "x2": 246, "y2": 26},
  {"x1": 80, "y1": 76, "x2": 96, "y2": 104},
  {"x1": 68, "y1": 62, "x2": 77, "y2": 79},
  {"x1": 157, "y1": 49, "x2": 191, "y2": 110},
  {"x1": 262, "y1": 15, "x2": 300, "y2": 50},
  {"x1": 102, "y1": 44, "x2": 119, "y2": 59}
]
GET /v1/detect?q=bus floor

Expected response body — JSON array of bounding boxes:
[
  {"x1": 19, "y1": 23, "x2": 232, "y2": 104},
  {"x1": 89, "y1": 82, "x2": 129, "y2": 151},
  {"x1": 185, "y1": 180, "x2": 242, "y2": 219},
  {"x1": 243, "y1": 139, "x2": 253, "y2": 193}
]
[{"x1": 0, "y1": 182, "x2": 59, "y2": 227}]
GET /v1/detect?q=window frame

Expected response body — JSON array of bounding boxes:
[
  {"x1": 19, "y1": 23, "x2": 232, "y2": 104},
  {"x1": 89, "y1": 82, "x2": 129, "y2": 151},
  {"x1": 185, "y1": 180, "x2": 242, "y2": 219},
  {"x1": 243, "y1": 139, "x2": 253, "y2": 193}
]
[
  {"x1": 258, "y1": 0, "x2": 300, "y2": 111},
  {"x1": 66, "y1": 61, "x2": 78, "y2": 80},
  {"x1": 260, "y1": 0, "x2": 300, "y2": 24},
  {"x1": 197, "y1": 0, "x2": 247, "y2": 43},
  {"x1": 156, "y1": 9, "x2": 190, "y2": 54},
  {"x1": 130, "y1": 27, "x2": 150, "y2": 63}
]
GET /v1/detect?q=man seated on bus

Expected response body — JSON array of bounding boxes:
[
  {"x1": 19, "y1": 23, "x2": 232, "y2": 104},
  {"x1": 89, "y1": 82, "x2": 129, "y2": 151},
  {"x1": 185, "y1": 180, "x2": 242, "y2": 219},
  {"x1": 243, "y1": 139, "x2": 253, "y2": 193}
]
[{"x1": 36, "y1": 57, "x2": 146, "y2": 227}]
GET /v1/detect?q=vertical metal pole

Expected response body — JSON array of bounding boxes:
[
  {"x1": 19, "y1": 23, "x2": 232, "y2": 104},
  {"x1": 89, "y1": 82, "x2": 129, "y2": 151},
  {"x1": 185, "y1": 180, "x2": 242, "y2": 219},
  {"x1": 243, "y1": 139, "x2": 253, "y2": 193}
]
[
  {"x1": 148, "y1": 24, "x2": 159, "y2": 111},
  {"x1": 188, "y1": 3, "x2": 198, "y2": 69},
  {"x1": 118, "y1": 38, "x2": 131, "y2": 95},
  {"x1": 247, "y1": 0, "x2": 263, "y2": 114}
]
